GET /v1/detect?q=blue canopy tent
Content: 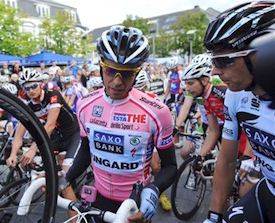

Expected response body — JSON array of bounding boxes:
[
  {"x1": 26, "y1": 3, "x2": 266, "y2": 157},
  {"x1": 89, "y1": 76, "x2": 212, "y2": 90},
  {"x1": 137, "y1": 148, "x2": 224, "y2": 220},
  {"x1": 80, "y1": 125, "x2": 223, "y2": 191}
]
[
  {"x1": 0, "y1": 53, "x2": 25, "y2": 64},
  {"x1": 25, "y1": 50, "x2": 89, "y2": 66}
]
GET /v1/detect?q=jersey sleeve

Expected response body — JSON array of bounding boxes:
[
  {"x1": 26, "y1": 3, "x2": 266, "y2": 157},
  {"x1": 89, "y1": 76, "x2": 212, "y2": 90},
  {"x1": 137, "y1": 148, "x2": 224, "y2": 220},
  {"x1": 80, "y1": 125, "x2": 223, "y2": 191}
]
[
  {"x1": 154, "y1": 104, "x2": 174, "y2": 150},
  {"x1": 49, "y1": 91, "x2": 62, "y2": 109},
  {"x1": 222, "y1": 90, "x2": 241, "y2": 141}
]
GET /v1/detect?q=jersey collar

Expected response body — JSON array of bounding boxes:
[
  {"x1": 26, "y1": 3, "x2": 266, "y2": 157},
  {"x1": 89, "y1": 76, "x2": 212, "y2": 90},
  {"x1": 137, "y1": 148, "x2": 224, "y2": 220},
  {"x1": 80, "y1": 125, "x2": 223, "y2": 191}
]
[
  {"x1": 202, "y1": 84, "x2": 212, "y2": 99},
  {"x1": 103, "y1": 89, "x2": 131, "y2": 105}
]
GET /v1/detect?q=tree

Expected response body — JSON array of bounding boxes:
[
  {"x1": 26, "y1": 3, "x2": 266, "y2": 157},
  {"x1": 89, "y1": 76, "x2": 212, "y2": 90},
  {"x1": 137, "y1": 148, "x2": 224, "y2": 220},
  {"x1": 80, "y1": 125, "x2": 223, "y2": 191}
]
[
  {"x1": 122, "y1": 15, "x2": 152, "y2": 36},
  {"x1": 154, "y1": 30, "x2": 176, "y2": 57},
  {"x1": 172, "y1": 11, "x2": 209, "y2": 56},
  {"x1": 39, "y1": 10, "x2": 92, "y2": 57},
  {"x1": 0, "y1": 2, "x2": 39, "y2": 57}
]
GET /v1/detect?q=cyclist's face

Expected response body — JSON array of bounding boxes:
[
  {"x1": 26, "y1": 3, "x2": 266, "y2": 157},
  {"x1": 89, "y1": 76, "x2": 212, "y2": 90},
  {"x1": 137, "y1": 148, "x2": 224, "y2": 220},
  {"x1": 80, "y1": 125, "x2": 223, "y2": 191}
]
[
  {"x1": 185, "y1": 79, "x2": 204, "y2": 97},
  {"x1": 23, "y1": 82, "x2": 42, "y2": 99},
  {"x1": 101, "y1": 60, "x2": 139, "y2": 99},
  {"x1": 212, "y1": 50, "x2": 253, "y2": 91}
]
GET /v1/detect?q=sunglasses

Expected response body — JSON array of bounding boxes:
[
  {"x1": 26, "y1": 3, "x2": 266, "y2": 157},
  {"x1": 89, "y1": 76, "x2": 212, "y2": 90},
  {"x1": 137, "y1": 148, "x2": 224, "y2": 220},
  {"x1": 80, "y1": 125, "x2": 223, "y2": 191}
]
[
  {"x1": 100, "y1": 62, "x2": 141, "y2": 80},
  {"x1": 211, "y1": 49, "x2": 256, "y2": 69},
  {"x1": 24, "y1": 83, "x2": 39, "y2": 91}
]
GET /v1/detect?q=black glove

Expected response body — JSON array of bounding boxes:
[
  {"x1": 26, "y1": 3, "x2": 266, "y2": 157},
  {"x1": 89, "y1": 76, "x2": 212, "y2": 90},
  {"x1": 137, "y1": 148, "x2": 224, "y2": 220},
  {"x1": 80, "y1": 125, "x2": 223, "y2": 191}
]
[
  {"x1": 173, "y1": 127, "x2": 179, "y2": 136},
  {"x1": 192, "y1": 155, "x2": 204, "y2": 171}
]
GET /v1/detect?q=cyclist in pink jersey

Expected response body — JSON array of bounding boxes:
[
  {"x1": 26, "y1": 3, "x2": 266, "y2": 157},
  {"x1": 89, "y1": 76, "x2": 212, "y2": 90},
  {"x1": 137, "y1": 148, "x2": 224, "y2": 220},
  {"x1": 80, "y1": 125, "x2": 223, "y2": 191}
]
[{"x1": 65, "y1": 26, "x2": 177, "y2": 222}]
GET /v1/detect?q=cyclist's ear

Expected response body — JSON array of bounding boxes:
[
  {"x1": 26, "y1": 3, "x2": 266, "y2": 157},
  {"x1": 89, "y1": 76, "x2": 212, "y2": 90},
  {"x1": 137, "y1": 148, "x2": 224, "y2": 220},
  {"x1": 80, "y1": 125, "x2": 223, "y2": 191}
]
[{"x1": 200, "y1": 77, "x2": 210, "y2": 86}]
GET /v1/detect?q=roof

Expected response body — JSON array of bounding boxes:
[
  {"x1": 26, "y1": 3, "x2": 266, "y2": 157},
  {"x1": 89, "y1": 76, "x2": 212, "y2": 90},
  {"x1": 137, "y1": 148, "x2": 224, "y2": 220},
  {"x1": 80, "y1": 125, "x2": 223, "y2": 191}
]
[
  {"x1": 18, "y1": 0, "x2": 81, "y2": 24},
  {"x1": 89, "y1": 6, "x2": 220, "y2": 43}
]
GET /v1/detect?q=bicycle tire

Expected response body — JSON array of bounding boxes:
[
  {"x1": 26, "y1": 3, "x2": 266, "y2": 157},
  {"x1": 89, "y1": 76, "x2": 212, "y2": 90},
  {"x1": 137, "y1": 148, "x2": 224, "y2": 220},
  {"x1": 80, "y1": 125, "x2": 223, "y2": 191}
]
[
  {"x1": 0, "y1": 88, "x2": 57, "y2": 223},
  {"x1": 171, "y1": 156, "x2": 206, "y2": 220}
]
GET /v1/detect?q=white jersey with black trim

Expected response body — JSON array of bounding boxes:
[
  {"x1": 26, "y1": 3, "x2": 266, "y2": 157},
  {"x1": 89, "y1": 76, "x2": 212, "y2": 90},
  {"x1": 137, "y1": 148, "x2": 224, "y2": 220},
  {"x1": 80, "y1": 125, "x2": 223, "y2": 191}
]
[{"x1": 222, "y1": 89, "x2": 275, "y2": 195}]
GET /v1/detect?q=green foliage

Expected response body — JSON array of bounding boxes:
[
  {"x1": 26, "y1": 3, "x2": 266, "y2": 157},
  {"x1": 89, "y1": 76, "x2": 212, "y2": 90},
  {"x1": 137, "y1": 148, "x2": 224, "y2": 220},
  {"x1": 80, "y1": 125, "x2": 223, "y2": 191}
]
[
  {"x1": 171, "y1": 11, "x2": 209, "y2": 56},
  {"x1": 122, "y1": 15, "x2": 152, "y2": 35},
  {"x1": 154, "y1": 30, "x2": 176, "y2": 57},
  {"x1": 0, "y1": 2, "x2": 39, "y2": 57},
  {"x1": 39, "y1": 10, "x2": 92, "y2": 57}
]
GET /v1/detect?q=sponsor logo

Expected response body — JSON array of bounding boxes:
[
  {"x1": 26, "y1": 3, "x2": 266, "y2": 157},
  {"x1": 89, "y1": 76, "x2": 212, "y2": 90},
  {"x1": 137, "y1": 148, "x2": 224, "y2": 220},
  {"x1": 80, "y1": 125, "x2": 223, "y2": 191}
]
[
  {"x1": 113, "y1": 112, "x2": 147, "y2": 124},
  {"x1": 241, "y1": 97, "x2": 248, "y2": 104},
  {"x1": 92, "y1": 106, "x2": 103, "y2": 117},
  {"x1": 89, "y1": 118, "x2": 107, "y2": 127},
  {"x1": 257, "y1": 157, "x2": 274, "y2": 172},
  {"x1": 229, "y1": 207, "x2": 244, "y2": 220},
  {"x1": 146, "y1": 142, "x2": 154, "y2": 160},
  {"x1": 243, "y1": 123, "x2": 275, "y2": 159},
  {"x1": 130, "y1": 137, "x2": 140, "y2": 146},
  {"x1": 212, "y1": 86, "x2": 226, "y2": 99},
  {"x1": 161, "y1": 135, "x2": 173, "y2": 146},
  {"x1": 93, "y1": 154, "x2": 139, "y2": 170},
  {"x1": 224, "y1": 105, "x2": 232, "y2": 121},
  {"x1": 50, "y1": 95, "x2": 58, "y2": 104},
  {"x1": 131, "y1": 148, "x2": 136, "y2": 157},
  {"x1": 223, "y1": 127, "x2": 233, "y2": 136},
  {"x1": 243, "y1": 123, "x2": 275, "y2": 151},
  {"x1": 251, "y1": 98, "x2": 260, "y2": 111},
  {"x1": 140, "y1": 97, "x2": 164, "y2": 110},
  {"x1": 81, "y1": 90, "x2": 100, "y2": 99},
  {"x1": 110, "y1": 122, "x2": 134, "y2": 130},
  {"x1": 94, "y1": 131, "x2": 124, "y2": 154}
]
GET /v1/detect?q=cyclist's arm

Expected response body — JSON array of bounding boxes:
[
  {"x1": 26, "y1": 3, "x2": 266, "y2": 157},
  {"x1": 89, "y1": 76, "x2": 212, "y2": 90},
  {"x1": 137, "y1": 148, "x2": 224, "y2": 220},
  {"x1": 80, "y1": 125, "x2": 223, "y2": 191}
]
[
  {"x1": 44, "y1": 107, "x2": 60, "y2": 137},
  {"x1": 163, "y1": 82, "x2": 170, "y2": 99},
  {"x1": 10, "y1": 122, "x2": 26, "y2": 156},
  {"x1": 65, "y1": 137, "x2": 91, "y2": 183},
  {"x1": 199, "y1": 114, "x2": 220, "y2": 157},
  {"x1": 67, "y1": 94, "x2": 77, "y2": 108},
  {"x1": 210, "y1": 138, "x2": 239, "y2": 213},
  {"x1": 176, "y1": 96, "x2": 193, "y2": 128},
  {"x1": 153, "y1": 146, "x2": 177, "y2": 193}
]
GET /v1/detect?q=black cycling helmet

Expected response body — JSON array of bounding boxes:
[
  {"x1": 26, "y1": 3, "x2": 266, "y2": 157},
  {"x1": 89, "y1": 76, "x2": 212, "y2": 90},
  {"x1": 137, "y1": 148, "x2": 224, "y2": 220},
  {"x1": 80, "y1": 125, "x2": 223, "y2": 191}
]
[
  {"x1": 251, "y1": 31, "x2": 275, "y2": 107},
  {"x1": 97, "y1": 25, "x2": 149, "y2": 67},
  {"x1": 204, "y1": 1, "x2": 275, "y2": 51}
]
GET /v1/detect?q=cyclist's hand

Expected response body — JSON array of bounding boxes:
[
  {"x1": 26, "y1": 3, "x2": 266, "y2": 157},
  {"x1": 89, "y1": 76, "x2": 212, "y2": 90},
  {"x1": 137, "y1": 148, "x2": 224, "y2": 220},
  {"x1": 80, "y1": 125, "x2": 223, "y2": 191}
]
[
  {"x1": 6, "y1": 154, "x2": 17, "y2": 168},
  {"x1": 192, "y1": 155, "x2": 204, "y2": 172},
  {"x1": 20, "y1": 148, "x2": 36, "y2": 166},
  {"x1": 58, "y1": 170, "x2": 70, "y2": 192},
  {"x1": 203, "y1": 211, "x2": 223, "y2": 223},
  {"x1": 128, "y1": 212, "x2": 150, "y2": 223},
  {"x1": 139, "y1": 184, "x2": 159, "y2": 221}
]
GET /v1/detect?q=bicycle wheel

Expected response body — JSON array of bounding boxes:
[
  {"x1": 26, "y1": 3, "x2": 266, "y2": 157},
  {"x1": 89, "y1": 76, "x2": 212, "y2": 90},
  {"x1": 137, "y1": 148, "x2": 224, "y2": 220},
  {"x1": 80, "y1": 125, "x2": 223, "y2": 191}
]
[
  {"x1": 0, "y1": 88, "x2": 57, "y2": 223},
  {"x1": 171, "y1": 156, "x2": 206, "y2": 220}
]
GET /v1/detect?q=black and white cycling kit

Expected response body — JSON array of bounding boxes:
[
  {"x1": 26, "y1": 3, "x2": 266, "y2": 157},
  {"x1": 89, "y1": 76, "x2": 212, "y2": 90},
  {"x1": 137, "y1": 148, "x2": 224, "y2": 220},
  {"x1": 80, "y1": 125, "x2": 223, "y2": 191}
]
[
  {"x1": 222, "y1": 89, "x2": 275, "y2": 223},
  {"x1": 26, "y1": 89, "x2": 80, "y2": 166}
]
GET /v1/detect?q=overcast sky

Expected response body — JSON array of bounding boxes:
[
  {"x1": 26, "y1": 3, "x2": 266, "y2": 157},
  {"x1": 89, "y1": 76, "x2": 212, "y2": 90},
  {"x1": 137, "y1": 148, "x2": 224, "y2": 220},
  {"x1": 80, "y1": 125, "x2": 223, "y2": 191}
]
[{"x1": 56, "y1": 0, "x2": 251, "y2": 30}]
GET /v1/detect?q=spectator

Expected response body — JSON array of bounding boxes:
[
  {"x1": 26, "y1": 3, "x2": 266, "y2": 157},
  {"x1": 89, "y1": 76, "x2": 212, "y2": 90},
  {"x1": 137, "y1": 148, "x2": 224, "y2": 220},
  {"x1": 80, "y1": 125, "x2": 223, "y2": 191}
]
[
  {"x1": 11, "y1": 62, "x2": 22, "y2": 75},
  {"x1": 68, "y1": 60, "x2": 79, "y2": 77},
  {"x1": 48, "y1": 61, "x2": 61, "y2": 77},
  {"x1": 1, "y1": 62, "x2": 11, "y2": 76}
]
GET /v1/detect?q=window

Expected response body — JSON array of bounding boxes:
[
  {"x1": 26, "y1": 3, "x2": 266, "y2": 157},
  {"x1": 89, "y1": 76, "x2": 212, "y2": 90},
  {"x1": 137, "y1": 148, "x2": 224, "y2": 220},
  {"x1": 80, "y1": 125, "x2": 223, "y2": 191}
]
[
  {"x1": 22, "y1": 22, "x2": 35, "y2": 34},
  {"x1": 165, "y1": 16, "x2": 177, "y2": 23},
  {"x1": 4, "y1": 0, "x2": 17, "y2": 8},
  {"x1": 66, "y1": 10, "x2": 77, "y2": 22},
  {"x1": 36, "y1": 4, "x2": 50, "y2": 17}
]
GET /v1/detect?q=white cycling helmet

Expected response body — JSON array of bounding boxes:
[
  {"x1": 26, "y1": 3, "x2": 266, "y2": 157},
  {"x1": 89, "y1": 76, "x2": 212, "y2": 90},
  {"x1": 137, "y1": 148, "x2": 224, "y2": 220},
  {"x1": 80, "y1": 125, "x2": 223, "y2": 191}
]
[
  {"x1": 134, "y1": 70, "x2": 149, "y2": 89},
  {"x1": 87, "y1": 77, "x2": 103, "y2": 88},
  {"x1": 0, "y1": 75, "x2": 10, "y2": 83},
  {"x1": 19, "y1": 68, "x2": 43, "y2": 85},
  {"x1": 2, "y1": 83, "x2": 18, "y2": 95},
  {"x1": 42, "y1": 73, "x2": 50, "y2": 81},
  {"x1": 166, "y1": 57, "x2": 180, "y2": 70},
  {"x1": 182, "y1": 54, "x2": 212, "y2": 80},
  {"x1": 62, "y1": 75, "x2": 74, "y2": 84}
]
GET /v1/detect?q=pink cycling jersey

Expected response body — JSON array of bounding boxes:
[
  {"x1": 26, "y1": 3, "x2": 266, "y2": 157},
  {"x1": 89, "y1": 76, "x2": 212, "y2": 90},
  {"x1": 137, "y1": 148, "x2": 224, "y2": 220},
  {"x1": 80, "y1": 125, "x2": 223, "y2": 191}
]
[{"x1": 77, "y1": 88, "x2": 173, "y2": 201}]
